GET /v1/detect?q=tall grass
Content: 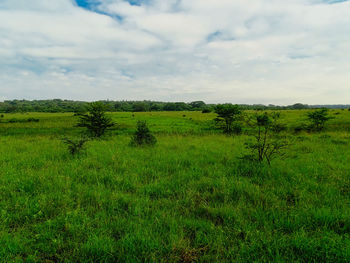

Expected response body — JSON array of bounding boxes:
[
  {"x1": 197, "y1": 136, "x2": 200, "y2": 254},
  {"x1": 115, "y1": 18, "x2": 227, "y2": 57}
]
[{"x1": 0, "y1": 110, "x2": 349, "y2": 262}]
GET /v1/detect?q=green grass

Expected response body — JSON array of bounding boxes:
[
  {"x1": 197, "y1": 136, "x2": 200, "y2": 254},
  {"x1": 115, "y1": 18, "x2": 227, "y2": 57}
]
[{"x1": 0, "y1": 110, "x2": 350, "y2": 262}]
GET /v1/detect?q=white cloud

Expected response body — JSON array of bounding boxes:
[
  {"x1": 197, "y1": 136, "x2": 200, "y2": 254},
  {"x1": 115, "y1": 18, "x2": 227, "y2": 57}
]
[{"x1": 0, "y1": 0, "x2": 349, "y2": 104}]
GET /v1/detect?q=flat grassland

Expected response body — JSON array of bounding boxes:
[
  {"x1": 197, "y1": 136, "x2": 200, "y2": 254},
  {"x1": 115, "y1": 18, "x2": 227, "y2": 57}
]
[{"x1": 0, "y1": 110, "x2": 350, "y2": 262}]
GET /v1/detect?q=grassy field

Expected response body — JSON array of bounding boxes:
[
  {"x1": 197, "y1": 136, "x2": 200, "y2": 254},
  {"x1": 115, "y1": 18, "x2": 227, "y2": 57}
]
[{"x1": 0, "y1": 110, "x2": 350, "y2": 262}]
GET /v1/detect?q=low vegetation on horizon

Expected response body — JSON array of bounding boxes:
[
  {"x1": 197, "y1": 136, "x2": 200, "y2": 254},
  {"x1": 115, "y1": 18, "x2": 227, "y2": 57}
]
[
  {"x1": 1, "y1": 99, "x2": 350, "y2": 113},
  {"x1": 0, "y1": 104, "x2": 350, "y2": 262}
]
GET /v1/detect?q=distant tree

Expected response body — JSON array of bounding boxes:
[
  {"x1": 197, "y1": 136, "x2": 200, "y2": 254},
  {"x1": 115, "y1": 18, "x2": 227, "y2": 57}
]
[
  {"x1": 77, "y1": 102, "x2": 115, "y2": 138},
  {"x1": 130, "y1": 120, "x2": 157, "y2": 146},
  {"x1": 150, "y1": 103, "x2": 161, "y2": 111},
  {"x1": 133, "y1": 102, "x2": 149, "y2": 112},
  {"x1": 214, "y1": 104, "x2": 242, "y2": 134},
  {"x1": 307, "y1": 108, "x2": 333, "y2": 131},
  {"x1": 189, "y1": 101, "x2": 206, "y2": 110},
  {"x1": 163, "y1": 103, "x2": 177, "y2": 111},
  {"x1": 291, "y1": 103, "x2": 309, "y2": 110}
]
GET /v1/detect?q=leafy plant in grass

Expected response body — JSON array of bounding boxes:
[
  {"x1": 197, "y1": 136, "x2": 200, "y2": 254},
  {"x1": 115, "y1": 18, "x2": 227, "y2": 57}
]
[
  {"x1": 62, "y1": 137, "x2": 89, "y2": 155},
  {"x1": 77, "y1": 102, "x2": 115, "y2": 138},
  {"x1": 214, "y1": 104, "x2": 242, "y2": 134},
  {"x1": 243, "y1": 112, "x2": 288, "y2": 165},
  {"x1": 130, "y1": 120, "x2": 157, "y2": 146},
  {"x1": 307, "y1": 108, "x2": 333, "y2": 131}
]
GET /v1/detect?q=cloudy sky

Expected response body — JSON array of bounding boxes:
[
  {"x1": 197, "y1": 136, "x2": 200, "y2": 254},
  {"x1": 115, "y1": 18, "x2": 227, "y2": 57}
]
[{"x1": 0, "y1": 0, "x2": 349, "y2": 104}]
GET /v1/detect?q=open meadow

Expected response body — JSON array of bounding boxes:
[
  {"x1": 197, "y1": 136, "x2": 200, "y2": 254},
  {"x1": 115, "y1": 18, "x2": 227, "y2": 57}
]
[{"x1": 0, "y1": 110, "x2": 350, "y2": 262}]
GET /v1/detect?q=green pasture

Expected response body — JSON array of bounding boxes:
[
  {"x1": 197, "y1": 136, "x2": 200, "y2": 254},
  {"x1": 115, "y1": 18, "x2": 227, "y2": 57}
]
[{"x1": 0, "y1": 110, "x2": 349, "y2": 262}]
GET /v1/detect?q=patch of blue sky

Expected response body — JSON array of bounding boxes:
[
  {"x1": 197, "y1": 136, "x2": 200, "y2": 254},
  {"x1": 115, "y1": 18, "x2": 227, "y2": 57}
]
[
  {"x1": 207, "y1": 31, "x2": 236, "y2": 43},
  {"x1": 322, "y1": 0, "x2": 349, "y2": 4},
  {"x1": 75, "y1": 0, "x2": 123, "y2": 21},
  {"x1": 75, "y1": 0, "x2": 96, "y2": 9}
]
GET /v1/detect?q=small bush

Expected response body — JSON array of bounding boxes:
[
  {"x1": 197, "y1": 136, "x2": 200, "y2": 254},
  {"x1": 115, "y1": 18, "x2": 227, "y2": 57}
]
[
  {"x1": 214, "y1": 104, "x2": 242, "y2": 134},
  {"x1": 7, "y1": 118, "x2": 39, "y2": 123},
  {"x1": 307, "y1": 108, "x2": 333, "y2": 131},
  {"x1": 27, "y1": 117, "x2": 39, "y2": 122},
  {"x1": 62, "y1": 137, "x2": 89, "y2": 155},
  {"x1": 202, "y1": 108, "x2": 211, "y2": 113},
  {"x1": 130, "y1": 121, "x2": 157, "y2": 146},
  {"x1": 77, "y1": 102, "x2": 115, "y2": 138},
  {"x1": 293, "y1": 123, "x2": 310, "y2": 134},
  {"x1": 243, "y1": 112, "x2": 288, "y2": 165}
]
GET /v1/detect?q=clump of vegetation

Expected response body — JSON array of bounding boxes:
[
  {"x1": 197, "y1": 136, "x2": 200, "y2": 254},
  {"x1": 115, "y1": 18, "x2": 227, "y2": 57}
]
[
  {"x1": 27, "y1": 117, "x2": 39, "y2": 122},
  {"x1": 77, "y1": 102, "x2": 115, "y2": 138},
  {"x1": 62, "y1": 137, "x2": 89, "y2": 155},
  {"x1": 307, "y1": 108, "x2": 333, "y2": 131},
  {"x1": 214, "y1": 104, "x2": 242, "y2": 134},
  {"x1": 293, "y1": 123, "x2": 310, "y2": 133},
  {"x1": 202, "y1": 108, "x2": 211, "y2": 113},
  {"x1": 243, "y1": 112, "x2": 288, "y2": 165},
  {"x1": 6, "y1": 117, "x2": 39, "y2": 123},
  {"x1": 130, "y1": 120, "x2": 157, "y2": 146}
]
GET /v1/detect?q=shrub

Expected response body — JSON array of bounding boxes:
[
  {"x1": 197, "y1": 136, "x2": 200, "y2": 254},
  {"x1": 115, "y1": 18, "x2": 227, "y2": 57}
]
[
  {"x1": 307, "y1": 108, "x2": 333, "y2": 131},
  {"x1": 202, "y1": 108, "x2": 211, "y2": 113},
  {"x1": 77, "y1": 102, "x2": 115, "y2": 138},
  {"x1": 214, "y1": 104, "x2": 242, "y2": 134},
  {"x1": 27, "y1": 117, "x2": 39, "y2": 122},
  {"x1": 243, "y1": 112, "x2": 288, "y2": 165},
  {"x1": 293, "y1": 123, "x2": 310, "y2": 134},
  {"x1": 130, "y1": 121, "x2": 157, "y2": 146},
  {"x1": 62, "y1": 137, "x2": 89, "y2": 155}
]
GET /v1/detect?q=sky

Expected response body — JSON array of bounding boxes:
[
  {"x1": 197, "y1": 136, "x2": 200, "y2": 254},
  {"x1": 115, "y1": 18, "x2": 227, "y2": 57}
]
[{"x1": 0, "y1": 0, "x2": 349, "y2": 104}]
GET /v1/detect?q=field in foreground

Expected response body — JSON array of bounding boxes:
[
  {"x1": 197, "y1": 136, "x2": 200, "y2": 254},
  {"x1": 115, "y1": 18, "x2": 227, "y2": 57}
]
[{"x1": 0, "y1": 110, "x2": 350, "y2": 262}]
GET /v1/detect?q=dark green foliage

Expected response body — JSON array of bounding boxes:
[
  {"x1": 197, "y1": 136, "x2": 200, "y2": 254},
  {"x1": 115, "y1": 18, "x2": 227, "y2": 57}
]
[
  {"x1": 291, "y1": 103, "x2": 309, "y2": 109},
  {"x1": 77, "y1": 102, "x2": 115, "y2": 138},
  {"x1": 7, "y1": 118, "x2": 39, "y2": 123},
  {"x1": 231, "y1": 122, "x2": 243, "y2": 135},
  {"x1": 293, "y1": 123, "x2": 310, "y2": 133},
  {"x1": 307, "y1": 108, "x2": 333, "y2": 131},
  {"x1": 214, "y1": 104, "x2": 242, "y2": 134},
  {"x1": 62, "y1": 137, "x2": 89, "y2": 155},
  {"x1": 201, "y1": 108, "x2": 211, "y2": 113},
  {"x1": 244, "y1": 112, "x2": 288, "y2": 165},
  {"x1": 27, "y1": 117, "x2": 39, "y2": 122},
  {"x1": 189, "y1": 101, "x2": 206, "y2": 110},
  {"x1": 1, "y1": 99, "x2": 349, "y2": 113},
  {"x1": 132, "y1": 102, "x2": 150, "y2": 112},
  {"x1": 130, "y1": 120, "x2": 157, "y2": 146}
]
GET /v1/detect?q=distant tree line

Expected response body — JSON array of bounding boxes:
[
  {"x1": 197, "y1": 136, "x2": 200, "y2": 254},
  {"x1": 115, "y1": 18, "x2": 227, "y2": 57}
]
[{"x1": 0, "y1": 99, "x2": 349, "y2": 113}]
